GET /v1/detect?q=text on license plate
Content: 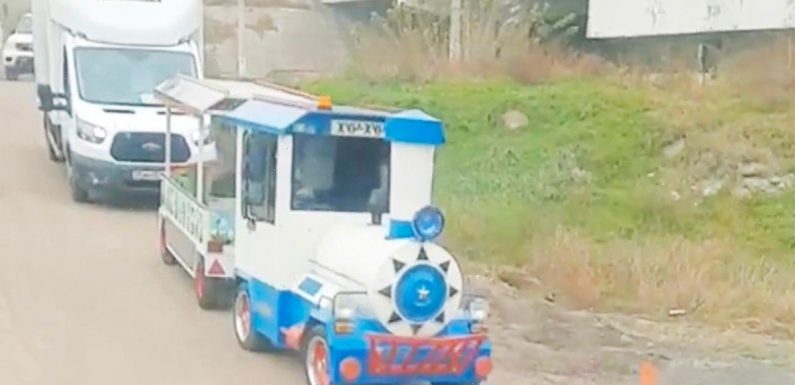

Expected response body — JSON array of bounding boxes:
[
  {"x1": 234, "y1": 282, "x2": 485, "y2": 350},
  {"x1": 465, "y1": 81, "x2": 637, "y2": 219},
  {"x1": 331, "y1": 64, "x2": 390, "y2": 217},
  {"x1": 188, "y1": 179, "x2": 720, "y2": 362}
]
[{"x1": 131, "y1": 170, "x2": 161, "y2": 181}]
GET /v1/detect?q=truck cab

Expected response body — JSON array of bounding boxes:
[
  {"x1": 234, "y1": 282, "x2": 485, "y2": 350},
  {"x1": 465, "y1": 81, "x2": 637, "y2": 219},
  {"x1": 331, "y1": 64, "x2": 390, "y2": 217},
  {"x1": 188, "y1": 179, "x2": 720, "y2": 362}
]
[{"x1": 33, "y1": 0, "x2": 209, "y2": 203}]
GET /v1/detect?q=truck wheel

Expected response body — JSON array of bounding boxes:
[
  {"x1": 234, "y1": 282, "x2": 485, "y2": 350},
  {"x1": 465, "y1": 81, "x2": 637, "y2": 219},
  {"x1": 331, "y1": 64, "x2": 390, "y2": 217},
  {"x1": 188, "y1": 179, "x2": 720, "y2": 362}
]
[
  {"x1": 65, "y1": 147, "x2": 91, "y2": 203},
  {"x1": 303, "y1": 326, "x2": 332, "y2": 385},
  {"x1": 5, "y1": 68, "x2": 17, "y2": 81},
  {"x1": 44, "y1": 116, "x2": 64, "y2": 162},
  {"x1": 159, "y1": 219, "x2": 177, "y2": 266},
  {"x1": 67, "y1": 162, "x2": 90, "y2": 203},
  {"x1": 233, "y1": 283, "x2": 272, "y2": 352}
]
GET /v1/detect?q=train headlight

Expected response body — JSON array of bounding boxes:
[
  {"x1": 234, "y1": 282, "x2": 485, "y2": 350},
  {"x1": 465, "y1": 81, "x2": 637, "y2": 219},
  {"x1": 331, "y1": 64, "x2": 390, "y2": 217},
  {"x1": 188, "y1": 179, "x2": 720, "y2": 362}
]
[
  {"x1": 412, "y1": 206, "x2": 445, "y2": 242},
  {"x1": 333, "y1": 293, "x2": 362, "y2": 334},
  {"x1": 333, "y1": 294, "x2": 355, "y2": 318},
  {"x1": 468, "y1": 297, "x2": 489, "y2": 322}
]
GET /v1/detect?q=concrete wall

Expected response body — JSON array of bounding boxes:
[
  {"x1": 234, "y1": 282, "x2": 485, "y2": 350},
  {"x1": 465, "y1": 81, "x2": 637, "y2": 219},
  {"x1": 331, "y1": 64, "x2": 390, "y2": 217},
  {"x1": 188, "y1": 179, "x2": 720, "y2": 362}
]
[
  {"x1": 0, "y1": 0, "x2": 30, "y2": 39},
  {"x1": 203, "y1": 0, "x2": 350, "y2": 80}
]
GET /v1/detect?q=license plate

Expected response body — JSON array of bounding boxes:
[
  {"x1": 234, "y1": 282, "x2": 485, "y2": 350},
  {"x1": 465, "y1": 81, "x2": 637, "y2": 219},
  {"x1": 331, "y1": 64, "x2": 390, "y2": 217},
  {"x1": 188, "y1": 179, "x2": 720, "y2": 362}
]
[{"x1": 131, "y1": 170, "x2": 161, "y2": 181}]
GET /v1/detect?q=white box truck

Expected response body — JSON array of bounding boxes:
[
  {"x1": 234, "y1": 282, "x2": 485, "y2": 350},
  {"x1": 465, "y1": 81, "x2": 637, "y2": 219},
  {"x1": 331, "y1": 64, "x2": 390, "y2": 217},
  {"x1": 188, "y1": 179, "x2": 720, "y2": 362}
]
[{"x1": 33, "y1": 0, "x2": 212, "y2": 203}]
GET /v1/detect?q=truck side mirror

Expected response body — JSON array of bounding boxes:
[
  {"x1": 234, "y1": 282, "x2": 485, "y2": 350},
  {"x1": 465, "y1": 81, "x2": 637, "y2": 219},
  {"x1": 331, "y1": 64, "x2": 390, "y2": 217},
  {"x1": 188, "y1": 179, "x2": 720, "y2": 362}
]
[
  {"x1": 37, "y1": 85, "x2": 54, "y2": 111},
  {"x1": 37, "y1": 85, "x2": 70, "y2": 112}
]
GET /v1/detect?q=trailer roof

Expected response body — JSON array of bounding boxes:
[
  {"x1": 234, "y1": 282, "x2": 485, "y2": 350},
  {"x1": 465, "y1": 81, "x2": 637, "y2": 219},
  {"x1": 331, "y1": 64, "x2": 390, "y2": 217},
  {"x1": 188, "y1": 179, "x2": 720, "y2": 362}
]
[
  {"x1": 153, "y1": 75, "x2": 317, "y2": 115},
  {"x1": 154, "y1": 76, "x2": 445, "y2": 146}
]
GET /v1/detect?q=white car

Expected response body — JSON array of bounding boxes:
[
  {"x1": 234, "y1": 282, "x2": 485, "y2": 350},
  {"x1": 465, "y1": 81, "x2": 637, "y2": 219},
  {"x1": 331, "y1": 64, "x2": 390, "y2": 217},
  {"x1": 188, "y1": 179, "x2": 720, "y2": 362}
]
[{"x1": 3, "y1": 13, "x2": 33, "y2": 81}]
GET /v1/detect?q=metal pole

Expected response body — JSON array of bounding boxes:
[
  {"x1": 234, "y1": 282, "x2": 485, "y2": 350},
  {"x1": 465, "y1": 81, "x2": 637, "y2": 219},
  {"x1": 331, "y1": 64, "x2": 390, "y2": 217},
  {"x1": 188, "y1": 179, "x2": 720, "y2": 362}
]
[
  {"x1": 196, "y1": 116, "x2": 204, "y2": 202},
  {"x1": 449, "y1": 0, "x2": 462, "y2": 61},
  {"x1": 788, "y1": 34, "x2": 793, "y2": 71},
  {"x1": 237, "y1": 0, "x2": 246, "y2": 78},
  {"x1": 165, "y1": 107, "x2": 172, "y2": 177}
]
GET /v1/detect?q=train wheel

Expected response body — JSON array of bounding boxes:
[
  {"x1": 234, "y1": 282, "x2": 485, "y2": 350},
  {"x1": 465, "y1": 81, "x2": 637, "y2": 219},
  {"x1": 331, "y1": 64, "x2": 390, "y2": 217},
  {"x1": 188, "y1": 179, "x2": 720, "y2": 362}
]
[
  {"x1": 303, "y1": 326, "x2": 331, "y2": 385},
  {"x1": 159, "y1": 220, "x2": 177, "y2": 266},
  {"x1": 233, "y1": 283, "x2": 271, "y2": 351}
]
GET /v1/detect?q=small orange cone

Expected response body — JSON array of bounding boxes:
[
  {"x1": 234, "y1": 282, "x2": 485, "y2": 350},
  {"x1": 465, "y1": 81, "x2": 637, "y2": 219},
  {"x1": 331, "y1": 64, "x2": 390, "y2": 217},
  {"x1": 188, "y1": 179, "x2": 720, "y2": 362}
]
[{"x1": 639, "y1": 361, "x2": 658, "y2": 385}]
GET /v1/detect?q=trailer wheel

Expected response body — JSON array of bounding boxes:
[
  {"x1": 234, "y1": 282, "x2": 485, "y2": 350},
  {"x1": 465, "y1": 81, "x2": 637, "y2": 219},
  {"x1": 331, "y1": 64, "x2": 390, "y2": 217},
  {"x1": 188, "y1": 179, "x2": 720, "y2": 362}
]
[
  {"x1": 194, "y1": 257, "x2": 221, "y2": 310},
  {"x1": 158, "y1": 219, "x2": 177, "y2": 266},
  {"x1": 303, "y1": 326, "x2": 331, "y2": 385},
  {"x1": 233, "y1": 283, "x2": 272, "y2": 351}
]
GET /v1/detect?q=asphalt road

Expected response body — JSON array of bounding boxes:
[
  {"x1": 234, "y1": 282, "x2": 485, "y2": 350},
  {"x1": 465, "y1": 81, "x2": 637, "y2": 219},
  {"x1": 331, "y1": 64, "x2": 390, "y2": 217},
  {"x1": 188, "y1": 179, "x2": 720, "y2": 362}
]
[
  {"x1": 2, "y1": 77, "x2": 793, "y2": 385},
  {"x1": 0, "y1": 79, "x2": 305, "y2": 384}
]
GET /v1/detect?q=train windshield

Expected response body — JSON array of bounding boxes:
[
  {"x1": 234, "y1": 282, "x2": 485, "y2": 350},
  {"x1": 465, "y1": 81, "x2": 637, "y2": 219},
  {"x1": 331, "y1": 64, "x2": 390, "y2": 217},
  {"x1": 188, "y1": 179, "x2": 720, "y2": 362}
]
[
  {"x1": 74, "y1": 47, "x2": 196, "y2": 106},
  {"x1": 291, "y1": 133, "x2": 391, "y2": 213}
]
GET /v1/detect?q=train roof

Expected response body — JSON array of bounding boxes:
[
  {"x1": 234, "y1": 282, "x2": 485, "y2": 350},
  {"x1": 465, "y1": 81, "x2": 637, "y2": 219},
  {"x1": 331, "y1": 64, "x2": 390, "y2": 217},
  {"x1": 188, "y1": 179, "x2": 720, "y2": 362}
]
[{"x1": 154, "y1": 76, "x2": 445, "y2": 146}]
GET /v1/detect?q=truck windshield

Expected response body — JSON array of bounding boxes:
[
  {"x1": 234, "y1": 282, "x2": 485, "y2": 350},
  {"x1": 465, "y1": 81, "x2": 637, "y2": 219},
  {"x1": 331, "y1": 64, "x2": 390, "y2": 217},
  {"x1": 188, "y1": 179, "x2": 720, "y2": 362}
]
[
  {"x1": 74, "y1": 48, "x2": 196, "y2": 106},
  {"x1": 292, "y1": 134, "x2": 390, "y2": 213}
]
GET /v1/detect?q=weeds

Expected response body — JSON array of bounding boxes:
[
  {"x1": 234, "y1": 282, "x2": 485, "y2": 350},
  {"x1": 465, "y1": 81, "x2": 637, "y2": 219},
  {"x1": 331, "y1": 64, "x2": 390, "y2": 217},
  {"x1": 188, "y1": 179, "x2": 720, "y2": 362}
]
[{"x1": 301, "y1": 1, "x2": 795, "y2": 337}]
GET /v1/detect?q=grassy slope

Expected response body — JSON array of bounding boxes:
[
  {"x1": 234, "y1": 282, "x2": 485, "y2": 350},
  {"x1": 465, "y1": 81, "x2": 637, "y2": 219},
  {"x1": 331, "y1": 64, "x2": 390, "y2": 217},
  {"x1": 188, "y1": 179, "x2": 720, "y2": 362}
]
[
  {"x1": 305, "y1": 77, "x2": 793, "y2": 258},
  {"x1": 303, "y1": 76, "x2": 795, "y2": 332}
]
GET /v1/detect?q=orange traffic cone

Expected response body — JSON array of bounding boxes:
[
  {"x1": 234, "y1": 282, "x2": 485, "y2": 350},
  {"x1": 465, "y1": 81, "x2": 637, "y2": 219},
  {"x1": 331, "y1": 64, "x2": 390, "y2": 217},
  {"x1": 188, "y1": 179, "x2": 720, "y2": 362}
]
[{"x1": 639, "y1": 361, "x2": 658, "y2": 385}]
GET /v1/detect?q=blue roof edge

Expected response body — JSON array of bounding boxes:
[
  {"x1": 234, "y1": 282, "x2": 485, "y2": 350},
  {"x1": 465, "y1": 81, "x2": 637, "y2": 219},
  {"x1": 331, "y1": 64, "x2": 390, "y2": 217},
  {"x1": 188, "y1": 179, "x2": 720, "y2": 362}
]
[{"x1": 211, "y1": 100, "x2": 446, "y2": 146}]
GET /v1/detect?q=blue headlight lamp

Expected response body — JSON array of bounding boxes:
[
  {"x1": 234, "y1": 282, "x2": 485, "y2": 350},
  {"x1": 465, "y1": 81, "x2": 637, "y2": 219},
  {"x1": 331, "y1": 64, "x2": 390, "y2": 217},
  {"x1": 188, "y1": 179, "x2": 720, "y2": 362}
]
[{"x1": 412, "y1": 206, "x2": 445, "y2": 241}]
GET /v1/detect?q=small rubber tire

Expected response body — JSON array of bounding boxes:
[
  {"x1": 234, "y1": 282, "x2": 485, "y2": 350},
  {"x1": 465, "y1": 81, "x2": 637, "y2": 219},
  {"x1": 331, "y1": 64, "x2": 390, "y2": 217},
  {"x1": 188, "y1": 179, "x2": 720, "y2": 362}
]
[
  {"x1": 159, "y1": 219, "x2": 177, "y2": 266},
  {"x1": 233, "y1": 282, "x2": 272, "y2": 351},
  {"x1": 302, "y1": 325, "x2": 332, "y2": 385},
  {"x1": 195, "y1": 258, "x2": 219, "y2": 310}
]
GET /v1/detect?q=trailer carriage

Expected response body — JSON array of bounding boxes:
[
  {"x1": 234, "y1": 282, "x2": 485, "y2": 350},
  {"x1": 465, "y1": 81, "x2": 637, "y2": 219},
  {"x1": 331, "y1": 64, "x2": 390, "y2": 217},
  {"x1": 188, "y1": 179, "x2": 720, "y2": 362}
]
[{"x1": 154, "y1": 75, "x2": 493, "y2": 385}]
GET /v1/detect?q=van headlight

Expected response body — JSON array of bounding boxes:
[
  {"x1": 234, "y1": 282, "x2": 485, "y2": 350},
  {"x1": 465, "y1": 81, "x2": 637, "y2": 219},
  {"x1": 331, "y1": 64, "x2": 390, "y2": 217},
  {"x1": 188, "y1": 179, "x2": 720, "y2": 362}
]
[
  {"x1": 76, "y1": 118, "x2": 107, "y2": 144},
  {"x1": 468, "y1": 297, "x2": 489, "y2": 322}
]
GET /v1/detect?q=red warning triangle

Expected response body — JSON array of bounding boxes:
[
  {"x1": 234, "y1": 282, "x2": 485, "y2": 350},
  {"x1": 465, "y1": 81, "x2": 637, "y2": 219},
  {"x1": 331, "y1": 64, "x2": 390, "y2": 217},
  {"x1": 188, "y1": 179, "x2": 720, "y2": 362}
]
[{"x1": 208, "y1": 259, "x2": 225, "y2": 276}]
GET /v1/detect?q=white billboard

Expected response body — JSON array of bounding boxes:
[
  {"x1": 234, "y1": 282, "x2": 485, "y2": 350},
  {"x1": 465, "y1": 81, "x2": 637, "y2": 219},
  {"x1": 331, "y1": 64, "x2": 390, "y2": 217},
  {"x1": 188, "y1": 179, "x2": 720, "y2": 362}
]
[{"x1": 587, "y1": 0, "x2": 795, "y2": 38}]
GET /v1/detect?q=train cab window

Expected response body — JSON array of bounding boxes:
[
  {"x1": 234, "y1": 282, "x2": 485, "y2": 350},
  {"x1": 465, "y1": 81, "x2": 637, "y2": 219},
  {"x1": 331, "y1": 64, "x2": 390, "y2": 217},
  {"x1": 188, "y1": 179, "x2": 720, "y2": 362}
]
[
  {"x1": 242, "y1": 132, "x2": 278, "y2": 223},
  {"x1": 291, "y1": 134, "x2": 390, "y2": 213}
]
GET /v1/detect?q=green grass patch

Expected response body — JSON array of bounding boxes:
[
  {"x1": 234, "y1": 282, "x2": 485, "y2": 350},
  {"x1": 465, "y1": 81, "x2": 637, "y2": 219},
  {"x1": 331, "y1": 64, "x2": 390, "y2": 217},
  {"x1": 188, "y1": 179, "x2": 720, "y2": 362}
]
[{"x1": 303, "y1": 77, "x2": 795, "y2": 267}]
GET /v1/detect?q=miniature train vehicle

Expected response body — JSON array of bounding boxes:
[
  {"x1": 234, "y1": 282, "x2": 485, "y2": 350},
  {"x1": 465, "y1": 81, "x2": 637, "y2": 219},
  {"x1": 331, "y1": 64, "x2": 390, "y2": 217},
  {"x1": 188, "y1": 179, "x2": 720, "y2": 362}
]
[{"x1": 153, "y1": 75, "x2": 493, "y2": 385}]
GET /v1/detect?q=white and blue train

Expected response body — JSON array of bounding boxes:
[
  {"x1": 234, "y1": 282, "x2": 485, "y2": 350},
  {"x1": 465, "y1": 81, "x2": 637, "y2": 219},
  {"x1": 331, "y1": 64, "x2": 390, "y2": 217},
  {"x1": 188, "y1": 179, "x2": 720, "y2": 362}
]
[{"x1": 154, "y1": 75, "x2": 493, "y2": 385}]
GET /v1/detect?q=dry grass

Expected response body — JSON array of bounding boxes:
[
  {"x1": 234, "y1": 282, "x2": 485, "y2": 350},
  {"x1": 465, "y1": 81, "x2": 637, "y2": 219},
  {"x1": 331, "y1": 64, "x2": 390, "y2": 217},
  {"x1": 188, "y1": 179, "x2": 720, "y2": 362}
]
[
  {"x1": 345, "y1": 1, "x2": 608, "y2": 83},
  {"x1": 204, "y1": 0, "x2": 311, "y2": 8},
  {"x1": 316, "y1": 2, "x2": 795, "y2": 338},
  {"x1": 493, "y1": 227, "x2": 795, "y2": 338}
]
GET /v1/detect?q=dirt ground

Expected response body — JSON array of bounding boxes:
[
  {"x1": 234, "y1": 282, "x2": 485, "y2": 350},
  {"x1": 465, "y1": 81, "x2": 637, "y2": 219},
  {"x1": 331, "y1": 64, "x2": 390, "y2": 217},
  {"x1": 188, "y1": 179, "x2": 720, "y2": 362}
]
[
  {"x1": 1, "y1": 71, "x2": 795, "y2": 385},
  {"x1": 471, "y1": 269, "x2": 795, "y2": 385}
]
